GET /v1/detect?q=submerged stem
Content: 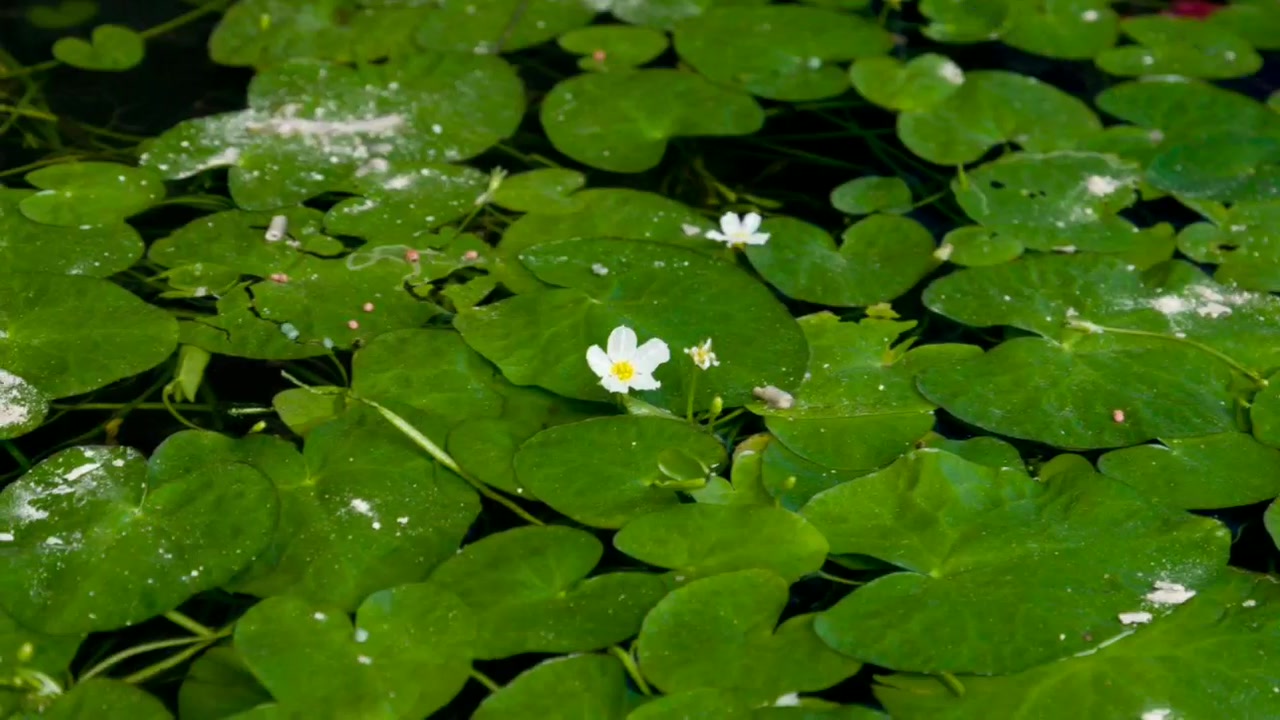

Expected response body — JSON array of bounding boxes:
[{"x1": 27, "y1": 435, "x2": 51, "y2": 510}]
[
  {"x1": 1067, "y1": 320, "x2": 1267, "y2": 387},
  {"x1": 609, "y1": 645, "x2": 652, "y2": 696}
]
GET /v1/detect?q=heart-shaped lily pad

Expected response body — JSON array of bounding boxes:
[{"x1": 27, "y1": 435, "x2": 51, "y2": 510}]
[
  {"x1": 473, "y1": 654, "x2": 640, "y2": 720},
  {"x1": 1095, "y1": 15, "x2": 1261, "y2": 79},
  {"x1": 0, "y1": 188, "x2": 142, "y2": 276},
  {"x1": 0, "y1": 273, "x2": 178, "y2": 398},
  {"x1": 322, "y1": 162, "x2": 490, "y2": 244},
  {"x1": 850, "y1": 54, "x2": 965, "y2": 112},
  {"x1": 178, "y1": 286, "x2": 328, "y2": 361},
  {"x1": 896, "y1": 71, "x2": 1101, "y2": 166},
  {"x1": 0, "y1": 443, "x2": 277, "y2": 634},
  {"x1": 829, "y1": 176, "x2": 913, "y2": 215},
  {"x1": 20, "y1": 162, "x2": 163, "y2": 227},
  {"x1": 1098, "y1": 432, "x2": 1280, "y2": 509},
  {"x1": 149, "y1": 207, "x2": 343, "y2": 277},
  {"x1": 491, "y1": 168, "x2": 586, "y2": 213},
  {"x1": 540, "y1": 69, "x2": 764, "y2": 173},
  {"x1": 1000, "y1": 1, "x2": 1119, "y2": 60},
  {"x1": 235, "y1": 585, "x2": 474, "y2": 718},
  {"x1": 26, "y1": 0, "x2": 98, "y2": 30},
  {"x1": 51, "y1": 24, "x2": 144, "y2": 71},
  {"x1": 673, "y1": 6, "x2": 893, "y2": 101},
  {"x1": 558, "y1": 25, "x2": 669, "y2": 72},
  {"x1": 427, "y1": 525, "x2": 668, "y2": 658},
  {"x1": 515, "y1": 415, "x2": 726, "y2": 528},
  {"x1": 802, "y1": 450, "x2": 1230, "y2": 673},
  {"x1": 166, "y1": 412, "x2": 480, "y2": 610},
  {"x1": 1146, "y1": 134, "x2": 1280, "y2": 204},
  {"x1": 141, "y1": 55, "x2": 524, "y2": 209},
  {"x1": 1095, "y1": 77, "x2": 1276, "y2": 143},
  {"x1": 417, "y1": 0, "x2": 594, "y2": 54},
  {"x1": 457, "y1": 238, "x2": 808, "y2": 411},
  {"x1": 39, "y1": 678, "x2": 171, "y2": 719},
  {"x1": 178, "y1": 646, "x2": 273, "y2": 720},
  {"x1": 1177, "y1": 199, "x2": 1280, "y2": 291},
  {"x1": 876, "y1": 569, "x2": 1280, "y2": 719},
  {"x1": 637, "y1": 569, "x2": 862, "y2": 704},
  {"x1": 209, "y1": 0, "x2": 425, "y2": 68},
  {"x1": 746, "y1": 215, "x2": 938, "y2": 306},
  {"x1": 614, "y1": 504, "x2": 829, "y2": 582}
]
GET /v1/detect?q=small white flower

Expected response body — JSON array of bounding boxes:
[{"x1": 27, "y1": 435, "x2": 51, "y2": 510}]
[
  {"x1": 685, "y1": 338, "x2": 719, "y2": 370},
  {"x1": 587, "y1": 326, "x2": 670, "y2": 394},
  {"x1": 705, "y1": 211, "x2": 769, "y2": 247}
]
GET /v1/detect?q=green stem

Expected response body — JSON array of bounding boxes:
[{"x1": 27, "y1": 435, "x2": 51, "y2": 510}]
[
  {"x1": 939, "y1": 671, "x2": 966, "y2": 697},
  {"x1": 139, "y1": 0, "x2": 232, "y2": 40},
  {"x1": 2, "y1": 441, "x2": 31, "y2": 472},
  {"x1": 609, "y1": 645, "x2": 652, "y2": 696},
  {"x1": 162, "y1": 390, "x2": 205, "y2": 431},
  {"x1": 817, "y1": 570, "x2": 865, "y2": 586},
  {"x1": 469, "y1": 669, "x2": 501, "y2": 693},
  {"x1": 707, "y1": 408, "x2": 746, "y2": 431},
  {"x1": 686, "y1": 369, "x2": 699, "y2": 423},
  {"x1": 79, "y1": 636, "x2": 207, "y2": 681},
  {"x1": 164, "y1": 611, "x2": 215, "y2": 638},
  {"x1": 123, "y1": 634, "x2": 225, "y2": 685},
  {"x1": 1068, "y1": 320, "x2": 1267, "y2": 387}
]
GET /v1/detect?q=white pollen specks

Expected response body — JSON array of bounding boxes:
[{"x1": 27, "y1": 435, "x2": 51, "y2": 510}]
[
  {"x1": 1081, "y1": 9, "x2": 1100, "y2": 21},
  {"x1": 0, "y1": 370, "x2": 34, "y2": 429},
  {"x1": 1243, "y1": 599, "x2": 1258, "y2": 608},
  {"x1": 1086, "y1": 175, "x2": 1123, "y2": 196},
  {"x1": 1145, "y1": 580, "x2": 1196, "y2": 605},
  {"x1": 354, "y1": 628, "x2": 370, "y2": 643},
  {"x1": 0, "y1": 532, "x2": 13, "y2": 542},
  {"x1": 1148, "y1": 284, "x2": 1254, "y2": 320},
  {"x1": 357, "y1": 655, "x2": 373, "y2": 665},
  {"x1": 314, "y1": 612, "x2": 327, "y2": 621},
  {"x1": 1142, "y1": 710, "x2": 1172, "y2": 720},
  {"x1": 591, "y1": 263, "x2": 610, "y2": 276},
  {"x1": 1118, "y1": 611, "x2": 1153, "y2": 625}
]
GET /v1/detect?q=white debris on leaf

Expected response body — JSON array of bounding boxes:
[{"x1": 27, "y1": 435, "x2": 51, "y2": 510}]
[
  {"x1": 937, "y1": 59, "x2": 965, "y2": 85},
  {"x1": 1148, "y1": 284, "x2": 1253, "y2": 320},
  {"x1": 1086, "y1": 175, "x2": 1124, "y2": 197},
  {"x1": 1142, "y1": 709, "x2": 1172, "y2": 720},
  {"x1": 586, "y1": 326, "x2": 670, "y2": 394},
  {"x1": 933, "y1": 243, "x2": 954, "y2": 261},
  {"x1": 1081, "y1": 9, "x2": 1101, "y2": 21},
  {"x1": 773, "y1": 692, "x2": 801, "y2": 707},
  {"x1": 0, "y1": 369, "x2": 35, "y2": 429},
  {"x1": 680, "y1": 223, "x2": 703, "y2": 237},
  {"x1": 1242, "y1": 599, "x2": 1258, "y2": 608},
  {"x1": 1118, "y1": 611, "x2": 1153, "y2": 625},
  {"x1": 1145, "y1": 580, "x2": 1196, "y2": 605},
  {"x1": 753, "y1": 385, "x2": 794, "y2": 410},
  {"x1": 591, "y1": 263, "x2": 610, "y2": 276},
  {"x1": 705, "y1": 211, "x2": 770, "y2": 248}
]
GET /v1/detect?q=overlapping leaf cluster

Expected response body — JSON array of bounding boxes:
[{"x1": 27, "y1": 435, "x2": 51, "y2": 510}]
[{"x1": 2, "y1": 0, "x2": 1279, "y2": 718}]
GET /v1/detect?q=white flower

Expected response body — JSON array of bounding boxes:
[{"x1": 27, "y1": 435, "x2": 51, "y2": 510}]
[
  {"x1": 586, "y1": 326, "x2": 670, "y2": 394},
  {"x1": 685, "y1": 338, "x2": 719, "y2": 370},
  {"x1": 705, "y1": 211, "x2": 769, "y2": 247}
]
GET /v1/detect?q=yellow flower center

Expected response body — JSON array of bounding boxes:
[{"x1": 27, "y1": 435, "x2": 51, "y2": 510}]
[{"x1": 610, "y1": 361, "x2": 636, "y2": 382}]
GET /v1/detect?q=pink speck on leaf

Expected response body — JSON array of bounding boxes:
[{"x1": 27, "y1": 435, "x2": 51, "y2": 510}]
[
  {"x1": 362, "y1": 302, "x2": 375, "y2": 312},
  {"x1": 347, "y1": 320, "x2": 360, "y2": 330}
]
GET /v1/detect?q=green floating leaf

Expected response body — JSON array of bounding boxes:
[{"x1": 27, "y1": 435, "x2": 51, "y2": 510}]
[
  {"x1": 19, "y1": 162, "x2": 163, "y2": 227},
  {"x1": 495, "y1": 188, "x2": 712, "y2": 294},
  {"x1": 178, "y1": 286, "x2": 328, "y2": 361},
  {"x1": 0, "y1": 189, "x2": 142, "y2": 276},
  {"x1": 0, "y1": 273, "x2": 177, "y2": 399},
  {"x1": 1146, "y1": 134, "x2": 1280, "y2": 204},
  {"x1": 877, "y1": 569, "x2": 1280, "y2": 719},
  {"x1": 829, "y1": 176, "x2": 912, "y2": 215},
  {"x1": 1098, "y1": 432, "x2": 1280, "y2": 509},
  {"x1": 558, "y1": 25, "x2": 669, "y2": 72},
  {"x1": 918, "y1": 0, "x2": 1007, "y2": 41},
  {"x1": 40, "y1": 678, "x2": 170, "y2": 719},
  {"x1": 0, "y1": 606, "x2": 82, "y2": 716},
  {"x1": 177, "y1": 412, "x2": 480, "y2": 610},
  {"x1": 235, "y1": 585, "x2": 474, "y2": 718},
  {"x1": 272, "y1": 387, "x2": 345, "y2": 438},
  {"x1": 429, "y1": 525, "x2": 667, "y2": 659},
  {"x1": 849, "y1": 54, "x2": 965, "y2": 112},
  {"x1": 541, "y1": 69, "x2": 763, "y2": 173},
  {"x1": 492, "y1": 168, "x2": 586, "y2": 213},
  {"x1": 417, "y1": 0, "x2": 594, "y2": 54},
  {"x1": 515, "y1": 416, "x2": 725, "y2": 528},
  {"x1": 757, "y1": 313, "x2": 976, "y2": 472},
  {"x1": 956, "y1": 151, "x2": 1141, "y2": 229},
  {"x1": 1096, "y1": 16, "x2": 1261, "y2": 79},
  {"x1": 759, "y1": 438, "x2": 866, "y2": 511},
  {"x1": 614, "y1": 504, "x2": 829, "y2": 583},
  {"x1": 150, "y1": 207, "x2": 342, "y2": 277},
  {"x1": 0, "y1": 369, "x2": 49, "y2": 440},
  {"x1": 1095, "y1": 77, "x2": 1276, "y2": 144},
  {"x1": 936, "y1": 226, "x2": 1024, "y2": 266},
  {"x1": 178, "y1": 647, "x2": 273, "y2": 720},
  {"x1": 1000, "y1": 0, "x2": 1119, "y2": 60},
  {"x1": 141, "y1": 55, "x2": 523, "y2": 209},
  {"x1": 802, "y1": 450, "x2": 1230, "y2": 674},
  {"x1": 608, "y1": 0, "x2": 714, "y2": 27},
  {"x1": 51, "y1": 24, "x2": 144, "y2": 71},
  {"x1": 897, "y1": 70, "x2": 1100, "y2": 166},
  {"x1": 1253, "y1": 370, "x2": 1280, "y2": 449},
  {"x1": 323, "y1": 162, "x2": 490, "y2": 244},
  {"x1": 458, "y1": 238, "x2": 808, "y2": 411},
  {"x1": 674, "y1": 6, "x2": 893, "y2": 101},
  {"x1": 637, "y1": 570, "x2": 862, "y2": 704},
  {"x1": 746, "y1": 215, "x2": 938, "y2": 307},
  {"x1": 918, "y1": 434, "x2": 1024, "y2": 470},
  {"x1": 209, "y1": 0, "x2": 424, "y2": 68},
  {"x1": 26, "y1": 1, "x2": 98, "y2": 30},
  {"x1": 474, "y1": 654, "x2": 640, "y2": 720},
  {"x1": 921, "y1": 255, "x2": 1280, "y2": 448},
  {"x1": 0, "y1": 443, "x2": 276, "y2": 634},
  {"x1": 1177, "y1": 199, "x2": 1280, "y2": 291},
  {"x1": 1208, "y1": 0, "x2": 1280, "y2": 49}
]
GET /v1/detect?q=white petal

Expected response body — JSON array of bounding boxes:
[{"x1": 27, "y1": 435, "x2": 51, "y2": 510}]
[
  {"x1": 719, "y1": 212, "x2": 742, "y2": 234},
  {"x1": 628, "y1": 371, "x2": 661, "y2": 391},
  {"x1": 741, "y1": 212, "x2": 762, "y2": 233},
  {"x1": 631, "y1": 337, "x2": 671, "y2": 373},
  {"x1": 586, "y1": 345, "x2": 612, "y2": 379},
  {"x1": 607, "y1": 326, "x2": 637, "y2": 360},
  {"x1": 600, "y1": 374, "x2": 630, "y2": 394},
  {"x1": 705, "y1": 230, "x2": 729, "y2": 242},
  {"x1": 745, "y1": 232, "x2": 771, "y2": 246}
]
